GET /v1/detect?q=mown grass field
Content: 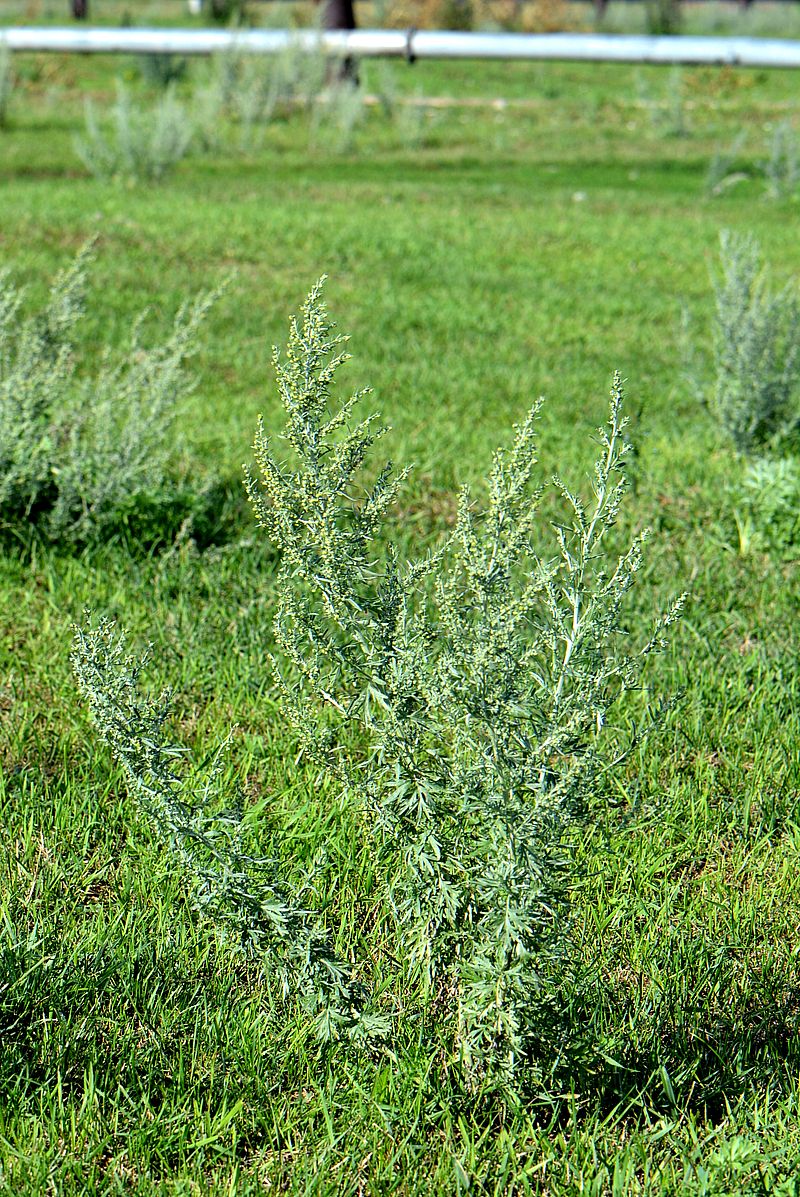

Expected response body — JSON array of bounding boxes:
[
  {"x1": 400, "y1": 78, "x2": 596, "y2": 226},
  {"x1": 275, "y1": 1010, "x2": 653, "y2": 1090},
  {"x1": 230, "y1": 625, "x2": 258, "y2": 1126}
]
[{"x1": 2, "y1": 7, "x2": 800, "y2": 1193}]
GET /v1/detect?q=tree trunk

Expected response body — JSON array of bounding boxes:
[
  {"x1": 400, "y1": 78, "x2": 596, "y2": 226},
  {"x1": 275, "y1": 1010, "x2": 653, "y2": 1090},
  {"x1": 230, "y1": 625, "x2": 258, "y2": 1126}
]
[
  {"x1": 321, "y1": 0, "x2": 358, "y2": 84},
  {"x1": 322, "y1": 0, "x2": 356, "y2": 31},
  {"x1": 71, "y1": 0, "x2": 88, "y2": 16}
]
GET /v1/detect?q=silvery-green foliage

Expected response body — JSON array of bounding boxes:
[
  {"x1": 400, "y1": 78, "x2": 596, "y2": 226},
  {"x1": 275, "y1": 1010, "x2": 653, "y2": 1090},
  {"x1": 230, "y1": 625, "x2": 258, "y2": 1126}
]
[
  {"x1": 705, "y1": 132, "x2": 748, "y2": 198},
  {"x1": 191, "y1": 41, "x2": 328, "y2": 155},
  {"x1": 48, "y1": 290, "x2": 216, "y2": 541},
  {"x1": 229, "y1": 56, "x2": 277, "y2": 145},
  {"x1": 72, "y1": 615, "x2": 379, "y2": 1043},
  {"x1": 710, "y1": 231, "x2": 800, "y2": 454},
  {"x1": 77, "y1": 82, "x2": 193, "y2": 182},
  {"x1": 0, "y1": 43, "x2": 13, "y2": 130},
  {"x1": 708, "y1": 125, "x2": 799, "y2": 201},
  {"x1": 733, "y1": 456, "x2": 800, "y2": 557},
  {"x1": 763, "y1": 121, "x2": 800, "y2": 200},
  {"x1": 189, "y1": 66, "x2": 228, "y2": 154},
  {"x1": 245, "y1": 280, "x2": 684, "y2": 1085},
  {"x1": 371, "y1": 61, "x2": 398, "y2": 121},
  {"x1": 311, "y1": 82, "x2": 364, "y2": 154},
  {"x1": 662, "y1": 67, "x2": 688, "y2": 138},
  {"x1": 229, "y1": 43, "x2": 324, "y2": 143},
  {"x1": 361, "y1": 65, "x2": 430, "y2": 150},
  {"x1": 0, "y1": 247, "x2": 214, "y2": 543},
  {"x1": 265, "y1": 35, "x2": 328, "y2": 115},
  {"x1": 210, "y1": 50, "x2": 279, "y2": 148},
  {"x1": 0, "y1": 248, "x2": 88, "y2": 521},
  {"x1": 635, "y1": 66, "x2": 687, "y2": 139},
  {"x1": 393, "y1": 95, "x2": 430, "y2": 151}
]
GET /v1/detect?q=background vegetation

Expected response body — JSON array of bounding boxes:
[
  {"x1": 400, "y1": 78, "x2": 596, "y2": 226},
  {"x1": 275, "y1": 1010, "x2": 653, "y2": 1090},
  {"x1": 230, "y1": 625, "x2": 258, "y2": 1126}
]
[{"x1": 1, "y1": 2, "x2": 800, "y2": 1192}]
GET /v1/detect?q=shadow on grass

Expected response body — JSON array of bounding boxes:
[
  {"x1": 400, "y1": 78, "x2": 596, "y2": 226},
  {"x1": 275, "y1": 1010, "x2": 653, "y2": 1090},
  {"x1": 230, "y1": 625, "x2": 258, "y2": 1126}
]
[
  {"x1": 0, "y1": 474, "x2": 252, "y2": 559},
  {"x1": 3, "y1": 913, "x2": 797, "y2": 1132},
  {"x1": 530, "y1": 962, "x2": 800, "y2": 1123}
]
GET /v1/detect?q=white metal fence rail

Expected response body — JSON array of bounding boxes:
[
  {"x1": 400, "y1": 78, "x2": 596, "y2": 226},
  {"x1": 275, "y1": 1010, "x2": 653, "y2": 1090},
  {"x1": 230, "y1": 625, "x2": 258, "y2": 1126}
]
[{"x1": 2, "y1": 27, "x2": 800, "y2": 67}]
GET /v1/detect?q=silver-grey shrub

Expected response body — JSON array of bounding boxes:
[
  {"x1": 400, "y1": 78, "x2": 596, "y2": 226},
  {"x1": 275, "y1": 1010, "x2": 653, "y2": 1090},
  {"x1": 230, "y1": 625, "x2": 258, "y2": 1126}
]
[
  {"x1": 709, "y1": 231, "x2": 800, "y2": 454},
  {"x1": 244, "y1": 280, "x2": 684, "y2": 1085},
  {"x1": 77, "y1": 82, "x2": 193, "y2": 182},
  {"x1": 259, "y1": 35, "x2": 328, "y2": 116},
  {"x1": 763, "y1": 121, "x2": 800, "y2": 201},
  {"x1": 191, "y1": 41, "x2": 328, "y2": 155},
  {"x1": 0, "y1": 43, "x2": 14, "y2": 130},
  {"x1": 0, "y1": 246, "x2": 214, "y2": 544},
  {"x1": 0, "y1": 249, "x2": 86, "y2": 524},
  {"x1": 74, "y1": 281, "x2": 683, "y2": 1083},
  {"x1": 310, "y1": 82, "x2": 364, "y2": 154}
]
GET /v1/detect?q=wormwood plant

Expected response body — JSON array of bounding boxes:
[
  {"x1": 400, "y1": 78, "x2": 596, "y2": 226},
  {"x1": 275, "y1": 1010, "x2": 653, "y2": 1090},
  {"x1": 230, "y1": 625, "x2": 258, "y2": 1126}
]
[
  {"x1": 191, "y1": 41, "x2": 328, "y2": 156},
  {"x1": 0, "y1": 246, "x2": 215, "y2": 544},
  {"x1": 635, "y1": 67, "x2": 688, "y2": 139},
  {"x1": 310, "y1": 82, "x2": 364, "y2": 154},
  {"x1": 763, "y1": 121, "x2": 800, "y2": 201},
  {"x1": 264, "y1": 36, "x2": 329, "y2": 116},
  {"x1": 0, "y1": 43, "x2": 13, "y2": 130},
  {"x1": 193, "y1": 52, "x2": 276, "y2": 154},
  {"x1": 371, "y1": 65, "x2": 432, "y2": 151},
  {"x1": 708, "y1": 231, "x2": 800, "y2": 454},
  {"x1": 71, "y1": 616, "x2": 377, "y2": 1042},
  {"x1": 243, "y1": 280, "x2": 684, "y2": 1084},
  {"x1": 72, "y1": 282, "x2": 681, "y2": 1082},
  {"x1": 77, "y1": 82, "x2": 193, "y2": 182}
]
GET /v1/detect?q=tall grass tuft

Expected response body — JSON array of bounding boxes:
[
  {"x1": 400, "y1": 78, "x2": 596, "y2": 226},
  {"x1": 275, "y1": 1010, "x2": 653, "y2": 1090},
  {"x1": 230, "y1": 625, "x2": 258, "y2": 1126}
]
[{"x1": 708, "y1": 231, "x2": 800, "y2": 454}]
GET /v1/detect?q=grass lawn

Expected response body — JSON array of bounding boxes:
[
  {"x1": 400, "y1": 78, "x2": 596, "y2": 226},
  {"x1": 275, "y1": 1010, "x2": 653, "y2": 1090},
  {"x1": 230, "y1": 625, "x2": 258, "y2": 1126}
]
[{"x1": 1, "y1": 14, "x2": 800, "y2": 1194}]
